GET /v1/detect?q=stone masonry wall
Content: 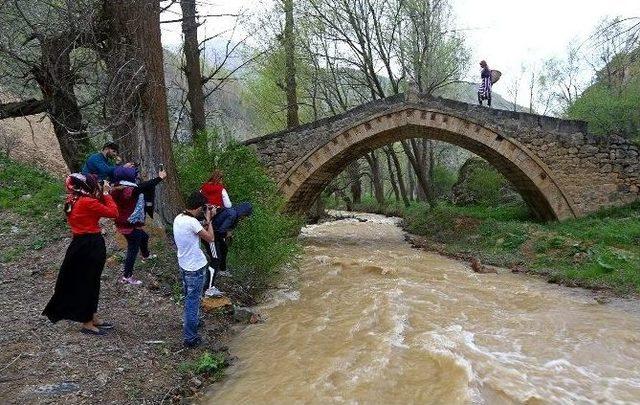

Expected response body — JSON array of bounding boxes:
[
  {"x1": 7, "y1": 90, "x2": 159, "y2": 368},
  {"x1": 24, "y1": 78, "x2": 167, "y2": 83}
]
[{"x1": 245, "y1": 93, "x2": 640, "y2": 218}]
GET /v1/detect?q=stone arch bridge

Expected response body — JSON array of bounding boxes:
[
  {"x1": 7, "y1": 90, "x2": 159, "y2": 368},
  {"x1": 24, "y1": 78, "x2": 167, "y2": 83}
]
[{"x1": 245, "y1": 93, "x2": 640, "y2": 221}]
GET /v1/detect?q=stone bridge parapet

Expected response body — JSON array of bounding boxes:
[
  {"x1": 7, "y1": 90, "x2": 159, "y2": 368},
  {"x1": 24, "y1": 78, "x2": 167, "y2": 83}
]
[{"x1": 245, "y1": 93, "x2": 640, "y2": 221}]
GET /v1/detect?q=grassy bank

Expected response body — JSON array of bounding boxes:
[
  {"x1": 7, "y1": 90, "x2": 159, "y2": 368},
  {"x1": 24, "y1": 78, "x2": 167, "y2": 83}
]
[
  {"x1": 325, "y1": 193, "x2": 640, "y2": 295},
  {"x1": 402, "y1": 201, "x2": 640, "y2": 295}
]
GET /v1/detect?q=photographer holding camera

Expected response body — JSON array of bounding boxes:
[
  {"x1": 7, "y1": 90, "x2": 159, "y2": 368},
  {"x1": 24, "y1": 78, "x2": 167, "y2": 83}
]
[{"x1": 172, "y1": 191, "x2": 216, "y2": 348}]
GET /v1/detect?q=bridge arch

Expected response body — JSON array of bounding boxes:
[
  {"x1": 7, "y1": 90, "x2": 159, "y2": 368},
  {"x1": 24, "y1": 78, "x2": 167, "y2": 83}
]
[{"x1": 278, "y1": 106, "x2": 577, "y2": 221}]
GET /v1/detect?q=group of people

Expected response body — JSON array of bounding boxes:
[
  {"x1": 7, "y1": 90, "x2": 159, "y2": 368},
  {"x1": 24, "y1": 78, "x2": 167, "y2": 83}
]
[{"x1": 42, "y1": 141, "x2": 251, "y2": 347}]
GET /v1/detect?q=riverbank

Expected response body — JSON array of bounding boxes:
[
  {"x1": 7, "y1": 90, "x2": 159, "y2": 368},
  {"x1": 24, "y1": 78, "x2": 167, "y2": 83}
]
[
  {"x1": 0, "y1": 157, "x2": 261, "y2": 404},
  {"x1": 324, "y1": 196, "x2": 640, "y2": 296},
  {"x1": 207, "y1": 211, "x2": 640, "y2": 403},
  {"x1": 399, "y1": 202, "x2": 640, "y2": 297}
]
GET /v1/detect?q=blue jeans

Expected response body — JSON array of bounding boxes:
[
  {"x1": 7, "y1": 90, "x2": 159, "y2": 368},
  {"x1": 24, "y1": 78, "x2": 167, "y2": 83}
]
[{"x1": 181, "y1": 266, "x2": 206, "y2": 344}]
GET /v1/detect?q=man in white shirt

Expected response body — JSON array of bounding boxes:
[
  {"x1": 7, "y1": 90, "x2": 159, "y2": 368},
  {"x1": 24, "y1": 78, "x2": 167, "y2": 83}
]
[{"x1": 173, "y1": 191, "x2": 215, "y2": 348}]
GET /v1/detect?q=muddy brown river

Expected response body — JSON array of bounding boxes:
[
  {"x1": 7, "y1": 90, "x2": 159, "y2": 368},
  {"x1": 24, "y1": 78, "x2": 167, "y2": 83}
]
[{"x1": 208, "y1": 213, "x2": 640, "y2": 404}]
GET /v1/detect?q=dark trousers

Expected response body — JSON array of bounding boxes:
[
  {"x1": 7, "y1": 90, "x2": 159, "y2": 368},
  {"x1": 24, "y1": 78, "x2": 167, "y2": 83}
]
[
  {"x1": 202, "y1": 234, "x2": 228, "y2": 290},
  {"x1": 43, "y1": 233, "x2": 106, "y2": 323},
  {"x1": 123, "y1": 228, "x2": 149, "y2": 278}
]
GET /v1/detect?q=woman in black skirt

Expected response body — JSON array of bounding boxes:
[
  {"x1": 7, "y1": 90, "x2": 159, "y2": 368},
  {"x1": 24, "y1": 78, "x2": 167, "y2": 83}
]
[{"x1": 43, "y1": 173, "x2": 119, "y2": 335}]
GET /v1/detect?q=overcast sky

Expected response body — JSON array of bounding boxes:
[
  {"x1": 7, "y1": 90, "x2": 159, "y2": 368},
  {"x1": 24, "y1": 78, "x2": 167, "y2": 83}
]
[{"x1": 161, "y1": 0, "x2": 639, "y2": 103}]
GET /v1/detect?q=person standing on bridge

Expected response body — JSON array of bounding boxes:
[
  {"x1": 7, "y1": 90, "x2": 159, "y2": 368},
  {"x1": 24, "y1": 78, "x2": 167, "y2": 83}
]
[{"x1": 478, "y1": 60, "x2": 492, "y2": 107}]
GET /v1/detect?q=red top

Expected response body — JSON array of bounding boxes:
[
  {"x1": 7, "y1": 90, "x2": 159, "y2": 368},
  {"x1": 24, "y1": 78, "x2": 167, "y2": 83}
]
[
  {"x1": 68, "y1": 195, "x2": 119, "y2": 236},
  {"x1": 200, "y1": 182, "x2": 224, "y2": 207},
  {"x1": 111, "y1": 186, "x2": 142, "y2": 235}
]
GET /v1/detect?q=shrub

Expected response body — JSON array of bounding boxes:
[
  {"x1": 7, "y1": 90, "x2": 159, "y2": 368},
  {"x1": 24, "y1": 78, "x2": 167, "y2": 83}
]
[
  {"x1": 179, "y1": 351, "x2": 227, "y2": 379},
  {"x1": 174, "y1": 132, "x2": 302, "y2": 292},
  {"x1": 432, "y1": 165, "x2": 457, "y2": 199},
  {"x1": 466, "y1": 166, "x2": 506, "y2": 205},
  {"x1": 567, "y1": 77, "x2": 640, "y2": 142}
]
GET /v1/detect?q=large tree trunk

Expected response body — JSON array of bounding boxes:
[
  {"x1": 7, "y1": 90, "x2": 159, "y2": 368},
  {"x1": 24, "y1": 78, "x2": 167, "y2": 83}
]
[
  {"x1": 347, "y1": 161, "x2": 362, "y2": 204},
  {"x1": 283, "y1": 0, "x2": 299, "y2": 128},
  {"x1": 33, "y1": 36, "x2": 92, "y2": 172},
  {"x1": 180, "y1": 0, "x2": 207, "y2": 142},
  {"x1": 385, "y1": 148, "x2": 400, "y2": 202},
  {"x1": 407, "y1": 157, "x2": 415, "y2": 201},
  {"x1": 102, "y1": 0, "x2": 183, "y2": 224}
]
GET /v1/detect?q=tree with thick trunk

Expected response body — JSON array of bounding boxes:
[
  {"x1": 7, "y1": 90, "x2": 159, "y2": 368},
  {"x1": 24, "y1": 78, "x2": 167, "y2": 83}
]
[
  {"x1": 102, "y1": 0, "x2": 183, "y2": 223},
  {"x1": 180, "y1": 0, "x2": 207, "y2": 142},
  {"x1": 364, "y1": 151, "x2": 384, "y2": 205},
  {"x1": 347, "y1": 161, "x2": 362, "y2": 204},
  {"x1": 33, "y1": 35, "x2": 93, "y2": 172}
]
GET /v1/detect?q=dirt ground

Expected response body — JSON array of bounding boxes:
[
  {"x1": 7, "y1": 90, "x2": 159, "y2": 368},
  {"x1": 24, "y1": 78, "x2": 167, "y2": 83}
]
[
  {"x1": 0, "y1": 212, "x2": 253, "y2": 404},
  {"x1": 0, "y1": 106, "x2": 68, "y2": 177}
]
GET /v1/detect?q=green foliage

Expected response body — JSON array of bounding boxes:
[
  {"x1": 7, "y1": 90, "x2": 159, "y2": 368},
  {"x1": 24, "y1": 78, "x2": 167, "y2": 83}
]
[
  {"x1": 403, "y1": 199, "x2": 640, "y2": 294},
  {"x1": 568, "y1": 76, "x2": 640, "y2": 142},
  {"x1": 465, "y1": 166, "x2": 507, "y2": 205},
  {"x1": 242, "y1": 47, "x2": 317, "y2": 134},
  {"x1": 174, "y1": 132, "x2": 302, "y2": 292},
  {"x1": 431, "y1": 165, "x2": 457, "y2": 198},
  {"x1": 179, "y1": 351, "x2": 227, "y2": 379},
  {"x1": 0, "y1": 155, "x2": 66, "y2": 230}
]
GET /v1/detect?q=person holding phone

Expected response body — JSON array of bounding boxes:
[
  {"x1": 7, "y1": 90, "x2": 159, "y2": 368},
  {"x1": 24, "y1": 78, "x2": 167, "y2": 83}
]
[
  {"x1": 43, "y1": 173, "x2": 119, "y2": 335},
  {"x1": 111, "y1": 165, "x2": 167, "y2": 285},
  {"x1": 173, "y1": 191, "x2": 216, "y2": 348}
]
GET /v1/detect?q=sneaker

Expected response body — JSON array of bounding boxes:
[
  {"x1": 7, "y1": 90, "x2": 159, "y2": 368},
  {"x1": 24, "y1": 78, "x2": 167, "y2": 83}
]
[
  {"x1": 204, "y1": 286, "x2": 224, "y2": 297},
  {"x1": 140, "y1": 254, "x2": 158, "y2": 263},
  {"x1": 121, "y1": 276, "x2": 143, "y2": 285},
  {"x1": 217, "y1": 270, "x2": 232, "y2": 278}
]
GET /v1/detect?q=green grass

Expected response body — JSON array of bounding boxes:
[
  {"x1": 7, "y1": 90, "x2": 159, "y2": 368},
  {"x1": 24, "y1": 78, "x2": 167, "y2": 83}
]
[
  {"x1": 403, "y1": 200, "x2": 640, "y2": 294},
  {"x1": 179, "y1": 351, "x2": 227, "y2": 380},
  {"x1": 0, "y1": 155, "x2": 65, "y2": 218},
  {"x1": 0, "y1": 156, "x2": 67, "y2": 262}
]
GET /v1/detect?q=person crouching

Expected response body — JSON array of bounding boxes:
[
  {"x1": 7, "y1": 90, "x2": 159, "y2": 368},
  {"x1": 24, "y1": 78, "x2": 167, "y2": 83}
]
[
  {"x1": 110, "y1": 166, "x2": 166, "y2": 285},
  {"x1": 173, "y1": 192, "x2": 216, "y2": 348}
]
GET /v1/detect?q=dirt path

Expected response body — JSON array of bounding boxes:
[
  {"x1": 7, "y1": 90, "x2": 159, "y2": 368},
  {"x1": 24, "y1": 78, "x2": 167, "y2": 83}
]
[{"x1": 0, "y1": 213, "x2": 248, "y2": 404}]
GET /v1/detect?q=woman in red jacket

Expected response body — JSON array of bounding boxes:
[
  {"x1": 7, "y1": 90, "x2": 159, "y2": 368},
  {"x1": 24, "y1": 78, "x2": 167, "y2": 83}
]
[
  {"x1": 199, "y1": 170, "x2": 232, "y2": 294},
  {"x1": 42, "y1": 173, "x2": 119, "y2": 335},
  {"x1": 200, "y1": 169, "x2": 232, "y2": 210}
]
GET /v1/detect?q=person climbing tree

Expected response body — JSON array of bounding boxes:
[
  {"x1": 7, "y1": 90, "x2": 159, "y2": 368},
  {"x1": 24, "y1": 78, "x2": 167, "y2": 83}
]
[{"x1": 478, "y1": 60, "x2": 492, "y2": 107}]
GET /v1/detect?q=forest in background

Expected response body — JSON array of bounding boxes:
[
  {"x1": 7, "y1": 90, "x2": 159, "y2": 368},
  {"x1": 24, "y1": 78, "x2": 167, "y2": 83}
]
[{"x1": 0, "y1": 0, "x2": 638, "y2": 226}]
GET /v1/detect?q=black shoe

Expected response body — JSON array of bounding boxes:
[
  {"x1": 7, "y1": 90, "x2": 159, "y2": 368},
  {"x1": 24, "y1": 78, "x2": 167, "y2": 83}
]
[
  {"x1": 81, "y1": 327, "x2": 107, "y2": 336},
  {"x1": 184, "y1": 337, "x2": 202, "y2": 348},
  {"x1": 94, "y1": 322, "x2": 115, "y2": 330}
]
